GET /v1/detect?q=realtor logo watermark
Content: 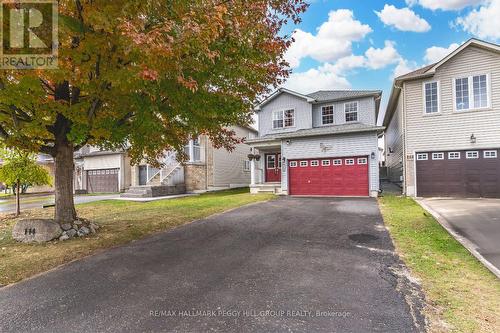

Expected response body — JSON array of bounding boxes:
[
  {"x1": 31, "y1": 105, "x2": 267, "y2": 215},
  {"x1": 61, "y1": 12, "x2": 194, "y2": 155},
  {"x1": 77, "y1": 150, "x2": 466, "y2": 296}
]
[{"x1": 0, "y1": 0, "x2": 58, "y2": 69}]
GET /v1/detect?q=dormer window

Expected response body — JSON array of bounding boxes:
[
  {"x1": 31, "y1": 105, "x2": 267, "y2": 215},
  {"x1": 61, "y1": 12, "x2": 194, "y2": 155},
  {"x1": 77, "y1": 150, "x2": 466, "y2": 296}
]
[
  {"x1": 272, "y1": 109, "x2": 295, "y2": 129},
  {"x1": 345, "y1": 102, "x2": 358, "y2": 122},
  {"x1": 322, "y1": 105, "x2": 334, "y2": 125}
]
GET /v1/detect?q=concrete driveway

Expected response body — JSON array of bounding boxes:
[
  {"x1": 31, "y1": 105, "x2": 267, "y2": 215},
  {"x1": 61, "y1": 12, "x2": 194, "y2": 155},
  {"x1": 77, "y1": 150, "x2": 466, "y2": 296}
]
[
  {"x1": 0, "y1": 193, "x2": 120, "y2": 214},
  {"x1": 419, "y1": 198, "x2": 500, "y2": 277},
  {"x1": 0, "y1": 197, "x2": 425, "y2": 333}
]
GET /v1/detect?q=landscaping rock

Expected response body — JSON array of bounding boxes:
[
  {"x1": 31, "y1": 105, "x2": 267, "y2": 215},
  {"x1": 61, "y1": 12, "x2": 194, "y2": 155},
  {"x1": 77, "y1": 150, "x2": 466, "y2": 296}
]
[
  {"x1": 90, "y1": 222, "x2": 99, "y2": 230},
  {"x1": 61, "y1": 223, "x2": 72, "y2": 231},
  {"x1": 59, "y1": 234, "x2": 70, "y2": 241},
  {"x1": 74, "y1": 220, "x2": 83, "y2": 226},
  {"x1": 12, "y1": 219, "x2": 62, "y2": 243},
  {"x1": 77, "y1": 226, "x2": 90, "y2": 237},
  {"x1": 66, "y1": 229, "x2": 77, "y2": 238}
]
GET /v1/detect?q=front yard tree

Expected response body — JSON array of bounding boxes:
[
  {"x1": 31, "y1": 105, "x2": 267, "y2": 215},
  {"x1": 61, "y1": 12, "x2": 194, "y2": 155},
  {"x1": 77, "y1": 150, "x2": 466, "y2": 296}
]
[
  {"x1": 0, "y1": 149, "x2": 52, "y2": 216},
  {"x1": 0, "y1": 1, "x2": 307, "y2": 223}
]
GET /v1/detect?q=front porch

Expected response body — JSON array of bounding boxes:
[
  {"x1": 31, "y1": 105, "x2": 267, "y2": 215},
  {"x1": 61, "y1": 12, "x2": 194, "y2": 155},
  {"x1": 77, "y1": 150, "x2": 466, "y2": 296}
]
[{"x1": 247, "y1": 140, "x2": 285, "y2": 195}]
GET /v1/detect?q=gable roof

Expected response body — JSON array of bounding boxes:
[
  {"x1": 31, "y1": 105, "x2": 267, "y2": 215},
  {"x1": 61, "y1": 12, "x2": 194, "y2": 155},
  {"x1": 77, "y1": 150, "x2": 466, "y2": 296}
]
[
  {"x1": 255, "y1": 88, "x2": 315, "y2": 111},
  {"x1": 383, "y1": 38, "x2": 500, "y2": 127}
]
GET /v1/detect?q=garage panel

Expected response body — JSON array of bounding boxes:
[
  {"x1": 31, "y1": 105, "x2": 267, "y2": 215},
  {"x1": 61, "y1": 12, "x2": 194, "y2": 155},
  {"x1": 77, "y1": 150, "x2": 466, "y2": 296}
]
[
  {"x1": 416, "y1": 149, "x2": 500, "y2": 198},
  {"x1": 289, "y1": 156, "x2": 369, "y2": 196},
  {"x1": 87, "y1": 168, "x2": 119, "y2": 193}
]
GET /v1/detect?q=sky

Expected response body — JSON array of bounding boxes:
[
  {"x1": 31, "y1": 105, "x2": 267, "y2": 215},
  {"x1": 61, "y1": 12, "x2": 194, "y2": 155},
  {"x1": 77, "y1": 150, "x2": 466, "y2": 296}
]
[{"x1": 280, "y1": 0, "x2": 500, "y2": 123}]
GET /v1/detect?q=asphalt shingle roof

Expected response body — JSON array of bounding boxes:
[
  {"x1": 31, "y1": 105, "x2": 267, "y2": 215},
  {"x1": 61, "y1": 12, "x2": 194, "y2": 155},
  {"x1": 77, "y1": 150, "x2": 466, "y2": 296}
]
[
  {"x1": 395, "y1": 63, "x2": 436, "y2": 81},
  {"x1": 246, "y1": 123, "x2": 384, "y2": 144},
  {"x1": 306, "y1": 90, "x2": 381, "y2": 102}
]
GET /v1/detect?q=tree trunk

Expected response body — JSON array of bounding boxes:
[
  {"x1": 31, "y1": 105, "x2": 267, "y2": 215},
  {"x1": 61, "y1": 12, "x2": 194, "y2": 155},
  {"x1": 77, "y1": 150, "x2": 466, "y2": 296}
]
[
  {"x1": 15, "y1": 180, "x2": 20, "y2": 216},
  {"x1": 54, "y1": 141, "x2": 77, "y2": 223}
]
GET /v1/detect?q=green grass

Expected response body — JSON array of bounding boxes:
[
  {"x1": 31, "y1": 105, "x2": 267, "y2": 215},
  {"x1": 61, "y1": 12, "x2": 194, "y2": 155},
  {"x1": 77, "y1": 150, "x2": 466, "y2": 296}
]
[
  {"x1": 0, "y1": 188, "x2": 274, "y2": 285},
  {"x1": 379, "y1": 195, "x2": 500, "y2": 333}
]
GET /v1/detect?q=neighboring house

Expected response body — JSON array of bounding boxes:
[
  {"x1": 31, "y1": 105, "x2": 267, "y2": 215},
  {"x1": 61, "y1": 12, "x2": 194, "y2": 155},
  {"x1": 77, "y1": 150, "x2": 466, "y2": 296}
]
[
  {"x1": 74, "y1": 147, "x2": 131, "y2": 193},
  {"x1": 383, "y1": 38, "x2": 500, "y2": 198},
  {"x1": 127, "y1": 125, "x2": 257, "y2": 194},
  {"x1": 247, "y1": 88, "x2": 383, "y2": 197},
  {"x1": 75, "y1": 125, "x2": 257, "y2": 195}
]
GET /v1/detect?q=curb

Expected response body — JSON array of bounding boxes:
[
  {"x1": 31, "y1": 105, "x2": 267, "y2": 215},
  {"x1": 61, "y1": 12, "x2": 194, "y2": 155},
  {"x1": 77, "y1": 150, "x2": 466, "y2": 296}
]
[{"x1": 416, "y1": 199, "x2": 500, "y2": 279}]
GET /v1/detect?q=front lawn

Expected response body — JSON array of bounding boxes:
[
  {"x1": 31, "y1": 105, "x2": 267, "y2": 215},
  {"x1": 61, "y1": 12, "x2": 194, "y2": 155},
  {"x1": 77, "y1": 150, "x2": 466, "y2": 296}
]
[
  {"x1": 0, "y1": 188, "x2": 274, "y2": 286},
  {"x1": 379, "y1": 195, "x2": 500, "y2": 333}
]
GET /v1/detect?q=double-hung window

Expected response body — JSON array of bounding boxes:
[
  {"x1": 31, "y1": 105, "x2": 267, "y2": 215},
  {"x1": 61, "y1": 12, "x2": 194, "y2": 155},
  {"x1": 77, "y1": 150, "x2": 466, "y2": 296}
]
[
  {"x1": 273, "y1": 109, "x2": 294, "y2": 129},
  {"x1": 345, "y1": 102, "x2": 358, "y2": 122},
  {"x1": 424, "y1": 81, "x2": 439, "y2": 114},
  {"x1": 454, "y1": 74, "x2": 489, "y2": 111},
  {"x1": 322, "y1": 105, "x2": 334, "y2": 125}
]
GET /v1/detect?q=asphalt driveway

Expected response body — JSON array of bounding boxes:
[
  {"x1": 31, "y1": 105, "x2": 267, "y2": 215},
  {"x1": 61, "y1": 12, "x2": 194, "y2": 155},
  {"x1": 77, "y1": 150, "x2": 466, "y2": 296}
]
[
  {"x1": 419, "y1": 198, "x2": 500, "y2": 277},
  {"x1": 0, "y1": 197, "x2": 425, "y2": 333}
]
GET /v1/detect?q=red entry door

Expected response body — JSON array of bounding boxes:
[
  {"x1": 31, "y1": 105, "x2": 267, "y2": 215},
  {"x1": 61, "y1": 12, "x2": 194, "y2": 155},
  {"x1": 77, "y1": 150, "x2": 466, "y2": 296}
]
[{"x1": 265, "y1": 153, "x2": 281, "y2": 182}]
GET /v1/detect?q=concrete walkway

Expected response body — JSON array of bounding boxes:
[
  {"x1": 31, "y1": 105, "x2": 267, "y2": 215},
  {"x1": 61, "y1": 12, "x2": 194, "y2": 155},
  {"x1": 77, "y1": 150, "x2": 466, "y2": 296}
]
[{"x1": 0, "y1": 197, "x2": 426, "y2": 332}]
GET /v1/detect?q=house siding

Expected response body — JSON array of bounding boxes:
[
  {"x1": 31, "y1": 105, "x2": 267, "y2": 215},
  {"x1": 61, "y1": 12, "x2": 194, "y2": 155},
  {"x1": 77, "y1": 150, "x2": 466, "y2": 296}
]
[
  {"x1": 312, "y1": 97, "x2": 376, "y2": 127},
  {"x1": 280, "y1": 132, "x2": 379, "y2": 194},
  {"x1": 259, "y1": 93, "x2": 312, "y2": 137},
  {"x1": 402, "y1": 45, "x2": 500, "y2": 195},
  {"x1": 212, "y1": 126, "x2": 253, "y2": 187},
  {"x1": 385, "y1": 93, "x2": 404, "y2": 183}
]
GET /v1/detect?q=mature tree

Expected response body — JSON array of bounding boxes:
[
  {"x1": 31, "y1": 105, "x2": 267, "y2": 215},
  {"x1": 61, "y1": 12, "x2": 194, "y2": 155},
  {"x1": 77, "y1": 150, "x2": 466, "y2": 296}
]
[
  {"x1": 0, "y1": 149, "x2": 52, "y2": 216},
  {"x1": 0, "y1": 0, "x2": 307, "y2": 223}
]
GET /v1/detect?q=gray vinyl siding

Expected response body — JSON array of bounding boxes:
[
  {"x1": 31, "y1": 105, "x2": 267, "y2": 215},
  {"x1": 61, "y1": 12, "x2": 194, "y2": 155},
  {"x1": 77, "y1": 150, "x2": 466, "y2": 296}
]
[
  {"x1": 258, "y1": 93, "x2": 312, "y2": 137},
  {"x1": 312, "y1": 97, "x2": 376, "y2": 127},
  {"x1": 405, "y1": 46, "x2": 500, "y2": 153},
  {"x1": 212, "y1": 126, "x2": 253, "y2": 187},
  {"x1": 280, "y1": 132, "x2": 379, "y2": 193},
  {"x1": 385, "y1": 94, "x2": 403, "y2": 182}
]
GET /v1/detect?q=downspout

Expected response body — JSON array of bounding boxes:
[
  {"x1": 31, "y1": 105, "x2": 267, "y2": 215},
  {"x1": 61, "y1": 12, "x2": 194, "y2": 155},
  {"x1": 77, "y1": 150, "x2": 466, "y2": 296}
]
[
  {"x1": 400, "y1": 82, "x2": 408, "y2": 196},
  {"x1": 205, "y1": 136, "x2": 209, "y2": 190}
]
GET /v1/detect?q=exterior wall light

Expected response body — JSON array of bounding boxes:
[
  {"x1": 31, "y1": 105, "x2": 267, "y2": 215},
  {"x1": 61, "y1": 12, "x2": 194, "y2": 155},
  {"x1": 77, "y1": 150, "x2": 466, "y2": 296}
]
[
  {"x1": 470, "y1": 134, "x2": 476, "y2": 144},
  {"x1": 371, "y1": 152, "x2": 376, "y2": 159}
]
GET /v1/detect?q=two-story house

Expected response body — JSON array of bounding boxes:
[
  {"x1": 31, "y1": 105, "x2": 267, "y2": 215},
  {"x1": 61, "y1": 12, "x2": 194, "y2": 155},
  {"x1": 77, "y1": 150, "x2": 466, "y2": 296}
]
[
  {"x1": 74, "y1": 125, "x2": 257, "y2": 197},
  {"x1": 247, "y1": 88, "x2": 384, "y2": 197},
  {"x1": 384, "y1": 38, "x2": 500, "y2": 198}
]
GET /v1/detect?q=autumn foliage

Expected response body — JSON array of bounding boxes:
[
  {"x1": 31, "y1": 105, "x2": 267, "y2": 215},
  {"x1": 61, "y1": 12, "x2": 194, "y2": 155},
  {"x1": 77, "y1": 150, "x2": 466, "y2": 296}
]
[{"x1": 0, "y1": 0, "x2": 307, "y2": 222}]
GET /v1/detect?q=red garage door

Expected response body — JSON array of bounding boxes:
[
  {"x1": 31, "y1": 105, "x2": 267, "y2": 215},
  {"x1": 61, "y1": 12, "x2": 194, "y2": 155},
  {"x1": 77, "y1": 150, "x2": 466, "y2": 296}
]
[
  {"x1": 289, "y1": 156, "x2": 369, "y2": 196},
  {"x1": 288, "y1": 156, "x2": 369, "y2": 196}
]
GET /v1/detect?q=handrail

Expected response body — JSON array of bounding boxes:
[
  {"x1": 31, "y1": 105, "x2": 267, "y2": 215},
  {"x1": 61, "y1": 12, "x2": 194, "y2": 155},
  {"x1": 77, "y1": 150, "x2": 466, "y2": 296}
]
[{"x1": 146, "y1": 151, "x2": 179, "y2": 185}]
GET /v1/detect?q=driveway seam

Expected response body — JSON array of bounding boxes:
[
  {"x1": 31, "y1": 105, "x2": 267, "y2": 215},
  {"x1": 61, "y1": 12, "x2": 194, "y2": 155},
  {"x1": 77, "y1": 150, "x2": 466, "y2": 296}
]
[{"x1": 416, "y1": 199, "x2": 500, "y2": 279}]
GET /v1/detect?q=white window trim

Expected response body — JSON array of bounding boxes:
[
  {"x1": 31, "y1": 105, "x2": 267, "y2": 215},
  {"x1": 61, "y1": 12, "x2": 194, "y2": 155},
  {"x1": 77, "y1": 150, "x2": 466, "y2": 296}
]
[
  {"x1": 333, "y1": 159, "x2": 342, "y2": 166},
  {"x1": 484, "y1": 150, "x2": 497, "y2": 158},
  {"x1": 243, "y1": 160, "x2": 250, "y2": 171},
  {"x1": 422, "y1": 80, "x2": 441, "y2": 115},
  {"x1": 416, "y1": 153, "x2": 428, "y2": 161},
  {"x1": 272, "y1": 108, "x2": 295, "y2": 129},
  {"x1": 266, "y1": 154, "x2": 276, "y2": 169},
  {"x1": 466, "y1": 151, "x2": 479, "y2": 159},
  {"x1": 300, "y1": 161, "x2": 308, "y2": 167},
  {"x1": 321, "y1": 160, "x2": 331, "y2": 166},
  {"x1": 345, "y1": 159, "x2": 355, "y2": 165},
  {"x1": 452, "y1": 73, "x2": 491, "y2": 112},
  {"x1": 310, "y1": 160, "x2": 319, "y2": 167},
  {"x1": 321, "y1": 105, "x2": 335, "y2": 125},
  {"x1": 432, "y1": 152, "x2": 444, "y2": 160},
  {"x1": 289, "y1": 161, "x2": 298, "y2": 168},
  {"x1": 448, "y1": 152, "x2": 461, "y2": 160},
  {"x1": 344, "y1": 101, "x2": 359, "y2": 123},
  {"x1": 357, "y1": 158, "x2": 367, "y2": 165}
]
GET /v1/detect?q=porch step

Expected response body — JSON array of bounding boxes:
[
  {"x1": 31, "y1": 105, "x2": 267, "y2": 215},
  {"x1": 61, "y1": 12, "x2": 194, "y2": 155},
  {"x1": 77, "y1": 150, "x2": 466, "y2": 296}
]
[{"x1": 250, "y1": 183, "x2": 282, "y2": 195}]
